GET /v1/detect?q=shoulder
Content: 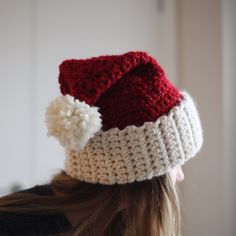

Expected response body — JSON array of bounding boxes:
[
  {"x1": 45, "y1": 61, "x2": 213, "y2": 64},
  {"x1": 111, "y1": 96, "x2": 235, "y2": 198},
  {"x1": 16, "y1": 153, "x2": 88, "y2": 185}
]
[
  {"x1": 0, "y1": 184, "x2": 71, "y2": 236},
  {"x1": 17, "y1": 184, "x2": 54, "y2": 196}
]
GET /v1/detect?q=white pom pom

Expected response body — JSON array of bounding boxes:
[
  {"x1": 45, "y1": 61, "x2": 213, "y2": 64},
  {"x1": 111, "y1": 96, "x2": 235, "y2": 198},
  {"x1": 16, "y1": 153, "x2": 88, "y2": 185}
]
[{"x1": 45, "y1": 94, "x2": 102, "y2": 150}]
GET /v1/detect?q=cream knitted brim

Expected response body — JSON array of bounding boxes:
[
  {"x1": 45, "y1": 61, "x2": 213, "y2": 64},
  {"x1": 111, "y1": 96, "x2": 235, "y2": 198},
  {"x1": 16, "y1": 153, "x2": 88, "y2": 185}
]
[{"x1": 64, "y1": 91, "x2": 203, "y2": 185}]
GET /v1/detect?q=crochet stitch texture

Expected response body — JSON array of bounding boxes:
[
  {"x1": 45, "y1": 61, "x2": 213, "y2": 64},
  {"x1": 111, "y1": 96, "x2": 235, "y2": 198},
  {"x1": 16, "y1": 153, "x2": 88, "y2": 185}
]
[
  {"x1": 64, "y1": 92, "x2": 202, "y2": 185},
  {"x1": 47, "y1": 51, "x2": 203, "y2": 185},
  {"x1": 59, "y1": 51, "x2": 183, "y2": 131}
]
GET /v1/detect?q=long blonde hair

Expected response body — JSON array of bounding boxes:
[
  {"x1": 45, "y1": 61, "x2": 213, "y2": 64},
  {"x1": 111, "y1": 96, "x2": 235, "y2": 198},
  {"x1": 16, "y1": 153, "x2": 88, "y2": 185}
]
[{"x1": 0, "y1": 170, "x2": 181, "y2": 236}]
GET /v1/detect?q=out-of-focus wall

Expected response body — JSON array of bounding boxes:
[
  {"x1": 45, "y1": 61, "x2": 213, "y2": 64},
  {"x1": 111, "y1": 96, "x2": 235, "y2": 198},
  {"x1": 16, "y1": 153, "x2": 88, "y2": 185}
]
[
  {"x1": 222, "y1": 0, "x2": 236, "y2": 235},
  {"x1": 179, "y1": 0, "x2": 236, "y2": 236},
  {"x1": 179, "y1": 0, "x2": 224, "y2": 235},
  {"x1": 0, "y1": 0, "x2": 32, "y2": 194},
  {"x1": 0, "y1": 0, "x2": 178, "y2": 192}
]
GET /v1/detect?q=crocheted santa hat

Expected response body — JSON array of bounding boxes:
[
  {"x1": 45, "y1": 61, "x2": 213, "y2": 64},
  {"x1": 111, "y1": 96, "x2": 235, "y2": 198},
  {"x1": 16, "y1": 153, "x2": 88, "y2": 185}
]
[{"x1": 45, "y1": 51, "x2": 203, "y2": 185}]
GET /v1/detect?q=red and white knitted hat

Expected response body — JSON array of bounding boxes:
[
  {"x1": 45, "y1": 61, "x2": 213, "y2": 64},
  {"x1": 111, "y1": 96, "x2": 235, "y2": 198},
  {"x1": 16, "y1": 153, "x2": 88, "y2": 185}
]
[{"x1": 45, "y1": 51, "x2": 203, "y2": 185}]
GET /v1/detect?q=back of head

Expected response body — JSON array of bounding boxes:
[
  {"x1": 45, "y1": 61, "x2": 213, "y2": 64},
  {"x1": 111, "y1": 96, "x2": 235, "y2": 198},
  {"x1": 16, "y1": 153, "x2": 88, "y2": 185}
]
[
  {"x1": 50, "y1": 170, "x2": 180, "y2": 236},
  {"x1": 45, "y1": 51, "x2": 202, "y2": 235}
]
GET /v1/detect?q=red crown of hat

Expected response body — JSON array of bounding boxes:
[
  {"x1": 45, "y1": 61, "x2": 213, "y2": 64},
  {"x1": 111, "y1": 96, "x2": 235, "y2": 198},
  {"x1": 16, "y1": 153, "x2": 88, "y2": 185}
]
[{"x1": 58, "y1": 51, "x2": 184, "y2": 131}]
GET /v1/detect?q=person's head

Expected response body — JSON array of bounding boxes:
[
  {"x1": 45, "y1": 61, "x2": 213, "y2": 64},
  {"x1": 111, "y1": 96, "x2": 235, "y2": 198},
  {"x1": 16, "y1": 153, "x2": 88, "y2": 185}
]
[
  {"x1": 44, "y1": 51, "x2": 202, "y2": 235},
  {"x1": 0, "y1": 51, "x2": 202, "y2": 236}
]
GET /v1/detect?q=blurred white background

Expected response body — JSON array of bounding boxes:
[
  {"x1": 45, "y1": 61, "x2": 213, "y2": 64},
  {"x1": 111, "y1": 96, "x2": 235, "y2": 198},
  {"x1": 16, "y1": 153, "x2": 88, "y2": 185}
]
[{"x1": 0, "y1": 0, "x2": 235, "y2": 236}]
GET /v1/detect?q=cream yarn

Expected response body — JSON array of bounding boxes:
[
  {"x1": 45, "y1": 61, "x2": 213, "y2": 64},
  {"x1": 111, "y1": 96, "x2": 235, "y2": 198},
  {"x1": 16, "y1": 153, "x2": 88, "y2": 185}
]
[
  {"x1": 45, "y1": 94, "x2": 102, "y2": 151},
  {"x1": 64, "y1": 91, "x2": 203, "y2": 185}
]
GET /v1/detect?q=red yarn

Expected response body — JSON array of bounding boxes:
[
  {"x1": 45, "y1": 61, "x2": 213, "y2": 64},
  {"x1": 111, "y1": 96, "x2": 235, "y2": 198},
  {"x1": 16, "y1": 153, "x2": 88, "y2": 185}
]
[{"x1": 59, "y1": 51, "x2": 183, "y2": 131}]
